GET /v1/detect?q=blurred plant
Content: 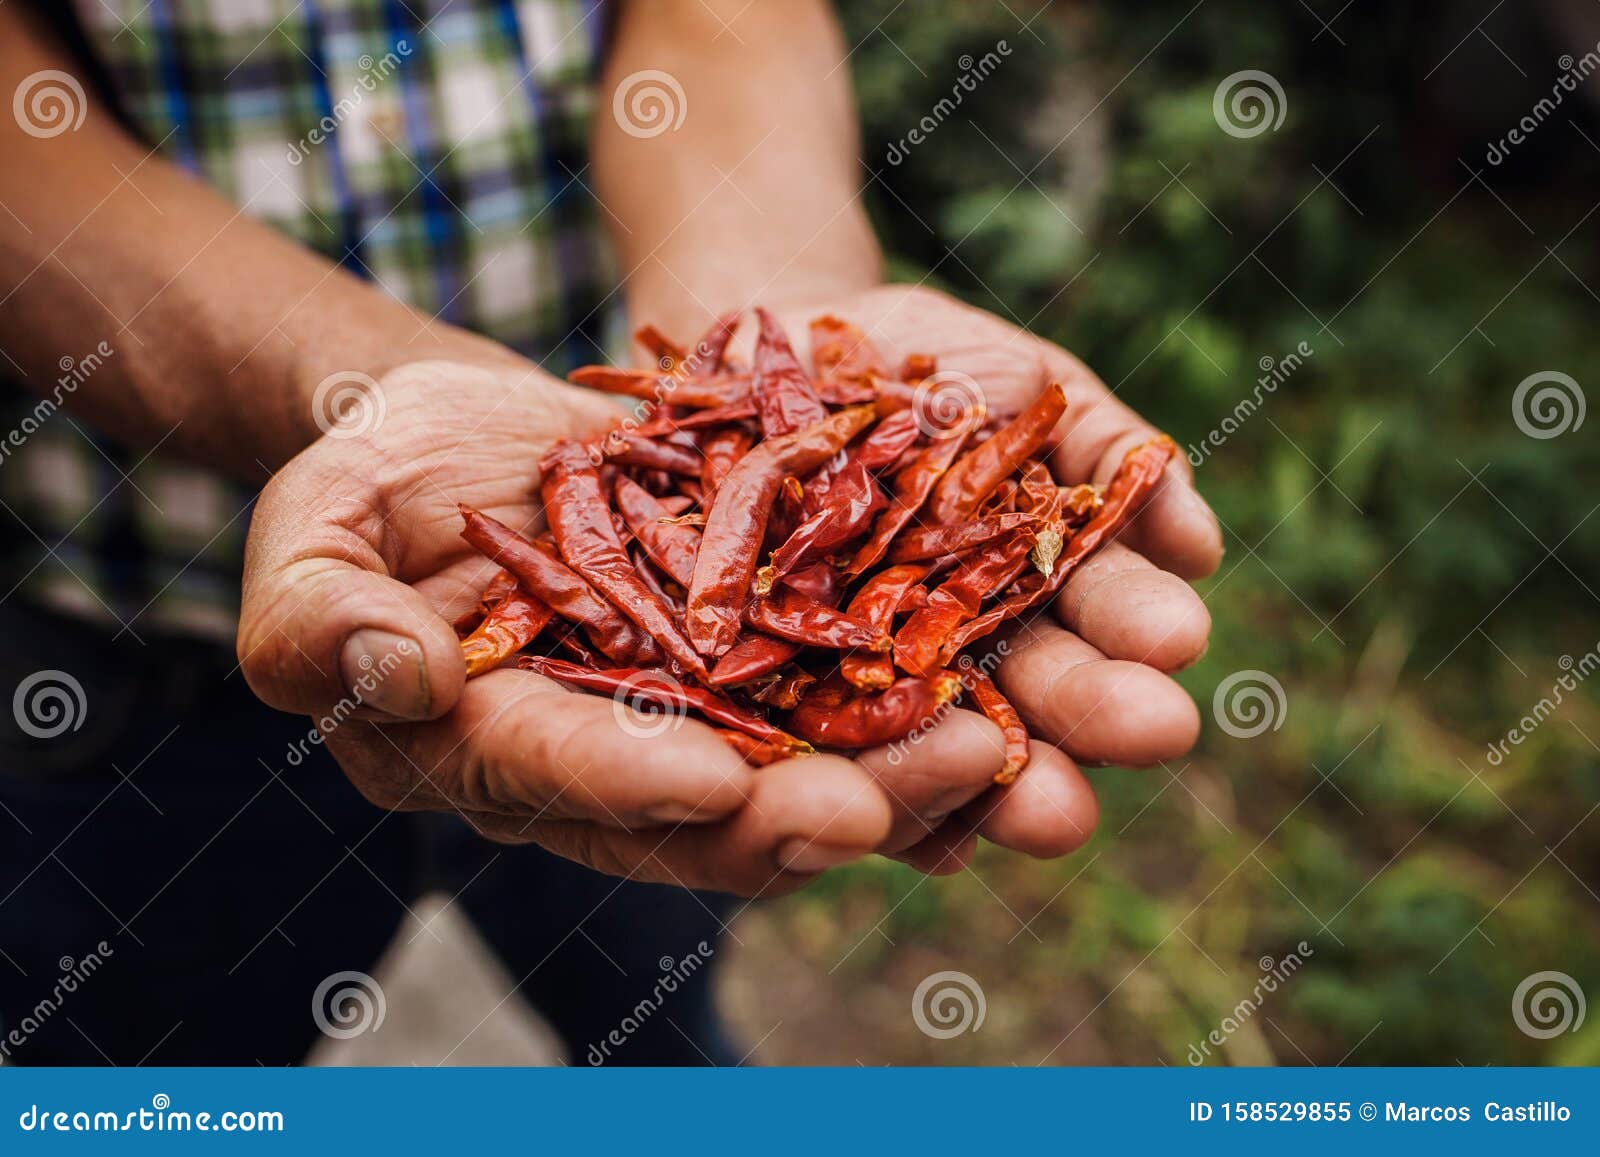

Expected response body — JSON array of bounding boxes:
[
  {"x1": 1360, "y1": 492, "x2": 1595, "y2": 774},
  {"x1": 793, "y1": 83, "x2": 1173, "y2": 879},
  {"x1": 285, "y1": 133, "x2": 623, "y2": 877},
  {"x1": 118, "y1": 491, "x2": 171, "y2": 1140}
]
[{"x1": 729, "y1": 0, "x2": 1600, "y2": 1067}]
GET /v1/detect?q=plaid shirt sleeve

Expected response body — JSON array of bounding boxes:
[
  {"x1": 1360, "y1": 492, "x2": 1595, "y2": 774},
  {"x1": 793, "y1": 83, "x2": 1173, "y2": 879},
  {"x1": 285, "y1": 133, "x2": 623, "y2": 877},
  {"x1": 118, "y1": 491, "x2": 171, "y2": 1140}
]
[{"x1": 0, "y1": 0, "x2": 622, "y2": 640}]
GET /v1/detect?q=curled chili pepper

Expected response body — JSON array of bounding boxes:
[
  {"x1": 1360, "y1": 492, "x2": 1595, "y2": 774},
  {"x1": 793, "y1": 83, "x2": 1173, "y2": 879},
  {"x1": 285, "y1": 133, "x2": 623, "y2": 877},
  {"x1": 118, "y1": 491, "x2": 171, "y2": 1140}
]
[
  {"x1": 744, "y1": 585, "x2": 890, "y2": 651},
  {"x1": 787, "y1": 671, "x2": 963, "y2": 749},
  {"x1": 453, "y1": 568, "x2": 518, "y2": 637},
  {"x1": 840, "y1": 564, "x2": 928, "y2": 690},
  {"x1": 844, "y1": 408, "x2": 983, "y2": 576},
  {"x1": 756, "y1": 459, "x2": 885, "y2": 593},
  {"x1": 957, "y1": 663, "x2": 1029, "y2": 784}
]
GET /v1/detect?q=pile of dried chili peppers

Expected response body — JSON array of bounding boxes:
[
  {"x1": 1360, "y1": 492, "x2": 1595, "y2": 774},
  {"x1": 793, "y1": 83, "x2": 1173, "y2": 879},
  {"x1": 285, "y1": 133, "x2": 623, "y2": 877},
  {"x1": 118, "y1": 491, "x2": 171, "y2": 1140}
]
[{"x1": 453, "y1": 309, "x2": 1174, "y2": 784}]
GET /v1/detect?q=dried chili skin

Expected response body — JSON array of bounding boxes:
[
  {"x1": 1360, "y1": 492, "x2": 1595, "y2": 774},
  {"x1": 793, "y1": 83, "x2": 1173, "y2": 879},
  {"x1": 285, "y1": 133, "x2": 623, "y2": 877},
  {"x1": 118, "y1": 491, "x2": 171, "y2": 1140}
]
[
  {"x1": 459, "y1": 587, "x2": 554, "y2": 677},
  {"x1": 457, "y1": 506, "x2": 661, "y2": 666},
  {"x1": 926, "y1": 382, "x2": 1067, "y2": 525},
  {"x1": 937, "y1": 436, "x2": 1177, "y2": 663},
  {"x1": 686, "y1": 406, "x2": 875, "y2": 657},
  {"x1": 538, "y1": 442, "x2": 710, "y2": 682},
  {"x1": 787, "y1": 672, "x2": 963, "y2": 749},
  {"x1": 958, "y1": 663, "x2": 1029, "y2": 783},
  {"x1": 841, "y1": 564, "x2": 928, "y2": 690},
  {"x1": 519, "y1": 656, "x2": 810, "y2": 752},
  {"x1": 753, "y1": 307, "x2": 828, "y2": 438},
  {"x1": 614, "y1": 476, "x2": 701, "y2": 588}
]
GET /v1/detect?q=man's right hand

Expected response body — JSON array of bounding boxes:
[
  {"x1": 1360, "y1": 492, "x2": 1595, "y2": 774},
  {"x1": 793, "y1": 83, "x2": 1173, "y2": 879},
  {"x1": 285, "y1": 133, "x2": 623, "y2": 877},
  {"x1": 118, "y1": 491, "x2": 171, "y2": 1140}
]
[{"x1": 236, "y1": 358, "x2": 919, "y2": 897}]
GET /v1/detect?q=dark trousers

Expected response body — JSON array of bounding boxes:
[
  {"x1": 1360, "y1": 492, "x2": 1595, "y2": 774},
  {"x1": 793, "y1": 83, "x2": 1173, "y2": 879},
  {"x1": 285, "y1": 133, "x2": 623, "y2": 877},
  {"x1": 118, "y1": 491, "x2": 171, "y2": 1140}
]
[{"x1": 0, "y1": 606, "x2": 736, "y2": 1066}]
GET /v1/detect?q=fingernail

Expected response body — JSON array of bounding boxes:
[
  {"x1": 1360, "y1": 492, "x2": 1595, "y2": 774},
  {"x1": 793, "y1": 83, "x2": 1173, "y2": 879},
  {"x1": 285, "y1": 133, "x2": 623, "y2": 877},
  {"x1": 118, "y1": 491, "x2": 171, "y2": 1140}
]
[
  {"x1": 340, "y1": 629, "x2": 430, "y2": 719},
  {"x1": 922, "y1": 787, "x2": 975, "y2": 821},
  {"x1": 777, "y1": 838, "x2": 862, "y2": 874},
  {"x1": 644, "y1": 801, "x2": 704, "y2": 825}
]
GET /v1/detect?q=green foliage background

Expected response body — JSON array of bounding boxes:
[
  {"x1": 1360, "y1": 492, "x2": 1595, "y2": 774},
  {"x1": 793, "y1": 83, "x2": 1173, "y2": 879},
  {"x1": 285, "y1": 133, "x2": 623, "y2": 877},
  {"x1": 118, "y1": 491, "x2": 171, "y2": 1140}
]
[{"x1": 729, "y1": 0, "x2": 1600, "y2": 1065}]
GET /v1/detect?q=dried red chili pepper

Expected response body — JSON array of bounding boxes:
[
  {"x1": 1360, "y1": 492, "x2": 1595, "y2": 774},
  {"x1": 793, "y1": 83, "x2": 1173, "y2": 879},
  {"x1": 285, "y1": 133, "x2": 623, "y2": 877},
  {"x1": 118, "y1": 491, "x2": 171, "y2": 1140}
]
[
  {"x1": 614, "y1": 476, "x2": 701, "y2": 588},
  {"x1": 715, "y1": 728, "x2": 800, "y2": 766},
  {"x1": 958, "y1": 664, "x2": 1029, "y2": 783},
  {"x1": 893, "y1": 475, "x2": 1063, "y2": 677},
  {"x1": 745, "y1": 585, "x2": 890, "y2": 651},
  {"x1": 568, "y1": 366, "x2": 752, "y2": 409},
  {"x1": 453, "y1": 568, "x2": 518, "y2": 637},
  {"x1": 460, "y1": 586, "x2": 554, "y2": 677},
  {"x1": 539, "y1": 442, "x2": 710, "y2": 682},
  {"x1": 592, "y1": 431, "x2": 704, "y2": 476},
  {"x1": 840, "y1": 564, "x2": 928, "y2": 690},
  {"x1": 809, "y1": 315, "x2": 890, "y2": 384},
  {"x1": 686, "y1": 406, "x2": 875, "y2": 657},
  {"x1": 520, "y1": 656, "x2": 810, "y2": 753},
  {"x1": 457, "y1": 506, "x2": 661, "y2": 666},
  {"x1": 699, "y1": 425, "x2": 752, "y2": 507},
  {"x1": 757, "y1": 460, "x2": 884, "y2": 593},
  {"x1": 752, "y1": 307, "x2": 828, "y2": 438},
  {"x1": 633, "y1": 324, "x2": 686, "y2": 369},
  {"x1": 749, "y1": 667, "x2": 817, "y2": 710},
  {"x1": 707, "y1": 634, "x2": 801, "y2": 687},
  {"x1": 926, "y1": 382, "x2": 1067, "y2": 525},
  {"x1": 787, "y1": 671, "x2": 963, "y2": 749},
  {"x1": 845, "y1": 408, "x2": 983, "y2": 576},
  {"x1": 937, "y1": 436, "x2": 1177, "y2": 662},
  {"x1": 887, "y1": 511, "x2": 1041, "y2": 564}
]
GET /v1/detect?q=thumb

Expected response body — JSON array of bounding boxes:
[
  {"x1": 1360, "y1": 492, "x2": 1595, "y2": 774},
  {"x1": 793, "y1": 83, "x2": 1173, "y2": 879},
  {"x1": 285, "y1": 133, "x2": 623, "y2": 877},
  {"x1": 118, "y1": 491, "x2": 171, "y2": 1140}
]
[{"x1": 238, "y1": 459, "x2": 465, "y2": 722}]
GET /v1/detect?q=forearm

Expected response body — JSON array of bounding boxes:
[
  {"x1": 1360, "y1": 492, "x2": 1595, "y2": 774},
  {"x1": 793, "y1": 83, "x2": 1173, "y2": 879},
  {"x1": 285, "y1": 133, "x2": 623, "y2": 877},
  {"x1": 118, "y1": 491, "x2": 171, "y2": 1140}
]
[
  {"x1": 594, "y1": 0, "x2": 882, "y2": 339},
  {"x1": 0, "y1": 6, "x2": 511, "y2": 478}
]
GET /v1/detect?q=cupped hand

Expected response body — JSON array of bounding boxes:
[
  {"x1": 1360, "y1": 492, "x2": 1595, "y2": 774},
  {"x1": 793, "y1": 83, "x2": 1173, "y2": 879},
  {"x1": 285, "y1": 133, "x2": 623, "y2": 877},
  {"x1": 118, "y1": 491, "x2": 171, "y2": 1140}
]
[
  {"x1": 239, "y1": 357, "x2": 903, "y2": 897},
  {"x1": 764, "y1": 284, "x2": 1223, "y2": 873}
]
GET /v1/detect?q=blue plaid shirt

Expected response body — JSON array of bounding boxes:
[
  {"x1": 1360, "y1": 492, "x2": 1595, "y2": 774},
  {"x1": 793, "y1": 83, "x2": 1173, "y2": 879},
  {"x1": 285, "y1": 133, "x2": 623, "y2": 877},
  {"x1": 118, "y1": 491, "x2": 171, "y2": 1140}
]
[{"x1": 0, "y1": 0, "x2": 620, "y2": 639}]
